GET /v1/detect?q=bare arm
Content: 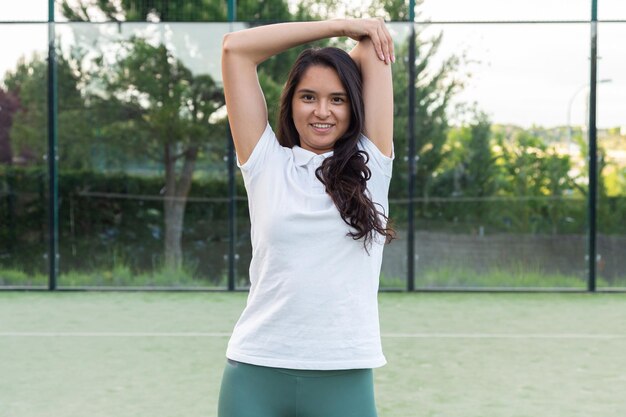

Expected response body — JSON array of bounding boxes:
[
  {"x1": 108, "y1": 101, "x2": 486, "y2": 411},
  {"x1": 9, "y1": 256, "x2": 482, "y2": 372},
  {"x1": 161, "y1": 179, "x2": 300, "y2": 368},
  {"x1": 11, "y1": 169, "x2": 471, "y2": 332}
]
[
  {"x1": 349, "y1": 37, "x2": 394, "y2": 158},
  {"x1": 222, "y1": 20, "x2": 345, "y2": 165},
  {"x1": 221, "y1": 19, "x2": 393, "y2": 164}
]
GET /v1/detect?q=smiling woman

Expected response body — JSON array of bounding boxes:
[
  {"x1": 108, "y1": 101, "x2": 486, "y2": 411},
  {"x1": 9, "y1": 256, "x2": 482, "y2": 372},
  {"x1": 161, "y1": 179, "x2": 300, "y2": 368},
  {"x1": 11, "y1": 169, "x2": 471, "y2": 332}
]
[
  {"x1": 219, "y1": 18, "x2": 396, "y2": 417},
  {"x1": 289, "y1": 65, "x2": 351, "y2": 154}
]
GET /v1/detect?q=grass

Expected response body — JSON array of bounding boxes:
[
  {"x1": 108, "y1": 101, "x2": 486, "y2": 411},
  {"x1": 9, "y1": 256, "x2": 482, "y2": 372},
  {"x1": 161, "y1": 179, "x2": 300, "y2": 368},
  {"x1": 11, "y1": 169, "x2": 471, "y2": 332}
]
[
  {"x1": 0, "y1": 267, "x2": 222, "y2": 288},
  {"x1": 367, "y1": 266, "x2": 620, "y2": 290},
  {"x1": 2, "y1": 266, "x2": 624, "y2": 290},
  {"x1": 0, "y1": 292, "x2": 625, "y2": 417}
]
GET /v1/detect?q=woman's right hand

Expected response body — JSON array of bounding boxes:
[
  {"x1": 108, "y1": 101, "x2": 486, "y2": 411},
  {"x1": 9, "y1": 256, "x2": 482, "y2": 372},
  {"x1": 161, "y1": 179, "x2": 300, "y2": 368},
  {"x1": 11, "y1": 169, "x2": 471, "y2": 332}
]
[{"x1": 338, "y1": 18, "x2": 395, "y2": 64}]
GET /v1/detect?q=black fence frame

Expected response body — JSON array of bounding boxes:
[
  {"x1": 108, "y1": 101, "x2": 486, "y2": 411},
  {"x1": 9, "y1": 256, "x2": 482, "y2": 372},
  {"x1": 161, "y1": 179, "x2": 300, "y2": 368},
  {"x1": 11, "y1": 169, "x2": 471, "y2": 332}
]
[{"x1": 1, "y1": 0, "x2": 623, "y2": 292}]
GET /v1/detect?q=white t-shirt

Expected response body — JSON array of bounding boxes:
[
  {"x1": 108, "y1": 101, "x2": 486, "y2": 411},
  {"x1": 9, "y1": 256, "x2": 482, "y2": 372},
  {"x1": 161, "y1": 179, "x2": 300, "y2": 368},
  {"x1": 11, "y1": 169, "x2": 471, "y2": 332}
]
[{"x1": 226, "y1": 122, "x2": 394, "y2": 370}]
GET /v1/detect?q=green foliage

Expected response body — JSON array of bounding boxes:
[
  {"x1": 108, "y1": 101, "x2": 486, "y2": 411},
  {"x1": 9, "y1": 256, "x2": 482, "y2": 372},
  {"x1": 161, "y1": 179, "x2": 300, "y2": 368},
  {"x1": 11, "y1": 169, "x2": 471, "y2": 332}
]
[
  {"x1": 3, "y1": 56, "x2": 48, "y2": 164},
  {"x1": 409, "y1": 265, "x2": 608, "y2": 288},
  {"x1": 369, "y1": 0, "x2": 414, "y2": 20},
  {"x1": 0, "y1": 94, "x2": 17, "y2": 164},
  {"x1": 0, "y1": 268, "x2": 47, "y2": 286},
  {"x1": 90, "y1": 37, "x2": 226, "y2": 156},
  {"x1": 0, "y1": 265, "x2": 221, "y2": 287},
  {"x1": 2, "y1": 165, "x2": 625, "y2": 285},
  {"x1": 605, "y1": 166, "x2": 626, "y2": 196},
  {"x1": 492, "y1": 129, "x2": 575, "y2": 233},
  {"x1": 290, "y1": 0, "x2": 413, "y2": 21},
  {"x1": 3, "y1": 49, "x2": 94, "y2": 169},
  {"x1": 59, "y1": 264, "x2": 207, "y2": 287},
  {"x1": 431, "y1": 111, "x2": 498, "y2": 223},
  {"x1": 379, "y1": 263, "x2": 623, "y2": 289},
  {"x1": 4, "y1": 263, "x2": 622, "y2": 288},
  {"x1": 389, "y1": 28, "x2": 464, "y2": 204},
  {"x1": 58, "y1": 0, "x2": 294, "y2": 22},
  {"x1": 0, "y1": 166, "x2": 249, "y2": 283},
  {"x1": 59, "y1": 0, "x2": 228, "y2": 21},
  {"x1": 57, "y1": 0, "x2": 411, "y2": 23},
  {"x1": 4, "y1": 0, "x2": 624, "y2": 287}
]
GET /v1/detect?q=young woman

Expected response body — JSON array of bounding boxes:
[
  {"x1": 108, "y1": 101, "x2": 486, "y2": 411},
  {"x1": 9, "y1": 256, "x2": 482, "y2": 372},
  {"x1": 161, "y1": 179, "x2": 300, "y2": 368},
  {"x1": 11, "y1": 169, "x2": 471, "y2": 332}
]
[{"x1": 219, "y1": 18, "x2": 395, "y2": 417}]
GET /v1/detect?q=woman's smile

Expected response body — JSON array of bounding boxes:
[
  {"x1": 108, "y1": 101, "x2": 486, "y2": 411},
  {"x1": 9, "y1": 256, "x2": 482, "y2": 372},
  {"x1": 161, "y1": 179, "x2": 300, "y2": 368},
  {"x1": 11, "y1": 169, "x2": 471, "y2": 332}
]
[{"x1": 310, "y1": 123, "x2": 336, "y2": 134}]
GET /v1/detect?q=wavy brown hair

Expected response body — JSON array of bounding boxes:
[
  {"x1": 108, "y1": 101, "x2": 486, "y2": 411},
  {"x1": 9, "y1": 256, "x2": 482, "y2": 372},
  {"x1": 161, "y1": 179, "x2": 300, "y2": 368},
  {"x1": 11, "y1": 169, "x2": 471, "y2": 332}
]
[{"x1": 276, "y1": 47, "x2": 395, "y2": 253}]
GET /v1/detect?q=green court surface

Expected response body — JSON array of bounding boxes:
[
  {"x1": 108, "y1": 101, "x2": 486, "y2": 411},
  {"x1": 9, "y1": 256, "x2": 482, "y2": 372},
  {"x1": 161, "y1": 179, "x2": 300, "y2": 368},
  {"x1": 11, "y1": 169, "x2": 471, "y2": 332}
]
[{"x1": 1, "y1": 292, "x2": 625, "y2": 417}]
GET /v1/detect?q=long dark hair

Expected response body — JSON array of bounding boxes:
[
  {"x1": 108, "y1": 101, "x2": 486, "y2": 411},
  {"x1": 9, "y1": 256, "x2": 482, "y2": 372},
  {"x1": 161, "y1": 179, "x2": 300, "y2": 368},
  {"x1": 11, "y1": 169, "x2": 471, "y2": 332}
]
[{"x1": 276, "y1": 47, "x2": 395, "y2": 253}]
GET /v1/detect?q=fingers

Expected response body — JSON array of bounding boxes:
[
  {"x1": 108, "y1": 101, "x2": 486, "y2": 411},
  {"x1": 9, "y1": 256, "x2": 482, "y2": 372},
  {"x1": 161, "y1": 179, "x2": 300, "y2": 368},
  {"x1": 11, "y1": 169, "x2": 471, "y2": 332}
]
[
  {"x1": 373, "y1": 19, "x2": 394, "y2": 64},
  {"x1": 370, "y1": 29, "x2": 386, "y2": 63},
  {"x1": 347, "y1": 17, "x2": 395, "y2": 64},
  {"x1": 378, "y1": 27, "x2": 392, "y2": 64},
  {"x1": 383, "y1": 20, "x2": 395, "y2": 63}
]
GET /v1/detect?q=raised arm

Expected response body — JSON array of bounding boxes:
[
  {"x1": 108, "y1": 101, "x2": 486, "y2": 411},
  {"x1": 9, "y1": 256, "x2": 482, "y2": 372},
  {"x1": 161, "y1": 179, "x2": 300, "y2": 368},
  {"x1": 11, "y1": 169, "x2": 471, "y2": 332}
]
[
  {"x1": 348, "y1": 22, "x2": 394, "y2": 158},
  {"x1": 221, "y1": 21, "x2": 343, "y2": 165},
  {"x1": 221, "y1": 19, "x2": 392, "y2": 164}
]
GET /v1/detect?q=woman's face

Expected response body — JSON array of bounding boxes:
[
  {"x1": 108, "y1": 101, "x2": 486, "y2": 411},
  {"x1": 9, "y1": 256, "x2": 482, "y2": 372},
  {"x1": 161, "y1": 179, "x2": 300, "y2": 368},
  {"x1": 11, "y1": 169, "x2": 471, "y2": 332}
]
[{"x1": 291, "y1": 65, "x2": 351, "y2": 154}]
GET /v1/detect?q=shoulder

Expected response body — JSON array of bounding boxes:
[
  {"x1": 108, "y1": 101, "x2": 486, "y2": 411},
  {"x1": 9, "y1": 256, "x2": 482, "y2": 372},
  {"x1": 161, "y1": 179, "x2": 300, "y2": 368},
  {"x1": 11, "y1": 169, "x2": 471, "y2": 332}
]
[{"x1": 236, "y1": 122, "x2": 289, "y2": 174}]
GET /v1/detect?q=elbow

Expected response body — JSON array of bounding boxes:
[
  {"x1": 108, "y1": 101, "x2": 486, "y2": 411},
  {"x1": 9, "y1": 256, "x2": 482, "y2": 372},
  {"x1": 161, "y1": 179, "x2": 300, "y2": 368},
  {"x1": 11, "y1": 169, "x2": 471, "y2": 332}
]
[
  {"x1": 222, "y1": 33, "x2": 243, "y2": 56},
  {"x1": 222, "y1": 33, "x2": 233, "y2": 54},
  {"x1": 222, "y1": 33, "x2": 259, "y2": 66}
]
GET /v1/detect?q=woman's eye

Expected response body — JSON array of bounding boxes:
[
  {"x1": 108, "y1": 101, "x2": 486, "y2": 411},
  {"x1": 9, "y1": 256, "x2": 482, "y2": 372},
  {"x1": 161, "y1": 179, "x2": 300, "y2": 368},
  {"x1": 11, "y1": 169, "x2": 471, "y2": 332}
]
[
  {"x1": 332, "y1": 97, "x2": 345, "y2": 103},
  {"x1": 302, "y1": 95, "x2": 314, "y2": 101}
]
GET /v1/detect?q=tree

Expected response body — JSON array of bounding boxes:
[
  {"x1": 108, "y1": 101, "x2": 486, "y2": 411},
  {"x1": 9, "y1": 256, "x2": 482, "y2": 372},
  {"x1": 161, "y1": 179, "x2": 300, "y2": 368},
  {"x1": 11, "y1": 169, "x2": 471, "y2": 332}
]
[
  {"x1": 59, "y1": 0, "x2": 226, "y2": 21},
  {"x1": 54, "y1": 0, "x2": 471, "y2": 263},
  {"x1": 461, "y1": 111, "x2": 498, "y2": 200},
  {"x1": 495, "y1": 130, "x2": 573, "y2": 233},
  {"x1": 89, "y1": 37, "x2": 225, "y2": 269},
  {"x1": 0, "y1": 88, "x2": 20, "y2": 164},
  {"x1": 431, "y1": 110, "x2": 499, "y2": 228},
  {"x1": 388, "y1": 31, "x2": 464, "y2": 206},
  {"x1": 3, "y1": 51, "x2": 92, "y2": 169},
  {"x1": 369, "y1": 0, "x2": 414, "y2": 20},
  {"x1": 59, "y1": 0, "x2": 292, "y2": 22},
  {"x1": 3, "y1": 56, "x2": 47, "y2": 166}
]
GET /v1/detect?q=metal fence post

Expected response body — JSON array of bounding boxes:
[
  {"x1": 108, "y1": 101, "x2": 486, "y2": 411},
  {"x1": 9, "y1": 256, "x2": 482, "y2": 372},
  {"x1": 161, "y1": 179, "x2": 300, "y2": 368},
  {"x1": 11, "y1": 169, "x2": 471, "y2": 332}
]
[
  {"x1": 587, "y1": 0, "x2": 598, "y2": 292},
  {"x1": 407, "y1": 0, "x2": 416, "y2": 292},
  {"x1": 47, "y1": 0, "x2": 59, "y2": 290},
  {"x1": 227, "y1": 127, "x2": 236, "y2": 292},
  {"x1": 227, "y1": 0, "x2": 237, "y2": 291}
]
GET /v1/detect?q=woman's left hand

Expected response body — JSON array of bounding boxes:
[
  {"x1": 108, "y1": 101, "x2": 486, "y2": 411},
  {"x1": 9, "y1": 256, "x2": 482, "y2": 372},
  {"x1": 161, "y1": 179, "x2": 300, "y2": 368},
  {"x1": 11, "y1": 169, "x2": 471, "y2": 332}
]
[{"x1": 338, "y1": 18, "x2": 395, "y2": 64}]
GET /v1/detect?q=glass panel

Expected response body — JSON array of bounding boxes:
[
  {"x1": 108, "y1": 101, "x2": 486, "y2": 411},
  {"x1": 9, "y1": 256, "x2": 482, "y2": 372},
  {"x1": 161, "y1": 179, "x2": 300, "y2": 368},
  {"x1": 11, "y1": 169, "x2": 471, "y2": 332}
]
[
  {"x1": 597, "y1": 22, "x2": 626, "y2": 290},
  {"x1": 55, "y1": 1, "x2": 228, "y2": 22},
  {"x1": 598, "y1": 1, "x2": 626, "y2": 21},
  {"x1": 381, "y1": 201, "x2": 408, "y2": 289},
  {"x1": 411, "y1": 23, "x2": 589, "y2": 289},
  {"x1": 381, "y1": 23, "x2": 413, "y2": 290},
  {"x1": 414, "y1": 199, "x2": 587, "y2": 289},
  {"x1": 55, "y1": 22, "x2": 233, "y2": 288},
  {"x1": 5, "y1": 16, "x2": 622, "y2": 292},
  {"x1": 0, "y1": 24, "x2": 48, "y2": 81},
  {"x1": 0, "y1": 24, "x2": 49, "y2": 288},
  {"x1": 2, "y1": 0, "x2": 48, "y2": 21},
  {"x1": 418, "y1": 0, "x2": 589, "y2": 22}
]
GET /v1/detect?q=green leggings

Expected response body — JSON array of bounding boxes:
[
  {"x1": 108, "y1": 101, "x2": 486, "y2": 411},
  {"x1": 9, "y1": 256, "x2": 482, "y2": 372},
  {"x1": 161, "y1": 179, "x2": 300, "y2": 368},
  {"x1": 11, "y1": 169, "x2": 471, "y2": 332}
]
[{"x1": 217, "y1": 359, "x2": 378, "y2": 417}]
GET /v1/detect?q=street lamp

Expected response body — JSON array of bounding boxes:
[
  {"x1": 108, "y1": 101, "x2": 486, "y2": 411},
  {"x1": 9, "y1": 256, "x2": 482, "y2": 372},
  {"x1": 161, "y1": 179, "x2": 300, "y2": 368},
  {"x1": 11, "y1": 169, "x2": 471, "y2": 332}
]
[{"x1": 567, "y1": 78, "x2": 612, "y2": 153}]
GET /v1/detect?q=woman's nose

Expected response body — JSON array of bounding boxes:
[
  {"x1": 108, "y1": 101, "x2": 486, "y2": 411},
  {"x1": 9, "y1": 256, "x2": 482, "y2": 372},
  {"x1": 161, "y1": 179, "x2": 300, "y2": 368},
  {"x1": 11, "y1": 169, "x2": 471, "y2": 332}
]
[{"x1": 314, "y1": 102, "x2": 330, "y2": 118}]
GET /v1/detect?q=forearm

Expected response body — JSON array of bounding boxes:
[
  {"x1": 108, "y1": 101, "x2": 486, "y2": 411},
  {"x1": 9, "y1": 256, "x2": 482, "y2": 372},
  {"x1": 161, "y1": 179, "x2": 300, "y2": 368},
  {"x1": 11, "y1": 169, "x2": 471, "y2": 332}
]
[
  {"x1": 222, "y1": 20, "x2": 345, "y2": 65},
  {"x1": 350, "y1": 38, "x2": 394, "y2": 155}
]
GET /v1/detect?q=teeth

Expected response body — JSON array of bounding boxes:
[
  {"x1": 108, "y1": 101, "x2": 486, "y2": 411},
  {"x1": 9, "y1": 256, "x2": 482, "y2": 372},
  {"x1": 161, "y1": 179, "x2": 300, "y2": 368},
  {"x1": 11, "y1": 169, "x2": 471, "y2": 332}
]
[{"x1": 312, "y1": 124, "x2": 332, "y2": 128}]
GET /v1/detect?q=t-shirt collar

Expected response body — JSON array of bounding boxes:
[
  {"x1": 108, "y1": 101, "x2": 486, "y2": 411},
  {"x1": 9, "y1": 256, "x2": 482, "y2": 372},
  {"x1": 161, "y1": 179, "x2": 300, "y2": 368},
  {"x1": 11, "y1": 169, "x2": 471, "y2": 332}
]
[{"x1": 292, "y1": 145, "x2": 334, "y2": 167}]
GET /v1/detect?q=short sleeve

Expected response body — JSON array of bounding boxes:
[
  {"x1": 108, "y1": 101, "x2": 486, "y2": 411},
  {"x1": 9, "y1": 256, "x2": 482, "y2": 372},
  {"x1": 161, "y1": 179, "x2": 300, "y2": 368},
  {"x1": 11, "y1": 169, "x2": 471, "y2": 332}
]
[
  {"x1": 236, "y1": 122, "x2": 283, "y2": 179},
  {"x1": 358, "y1": 133, "x2": 394, "y2": 178}
]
